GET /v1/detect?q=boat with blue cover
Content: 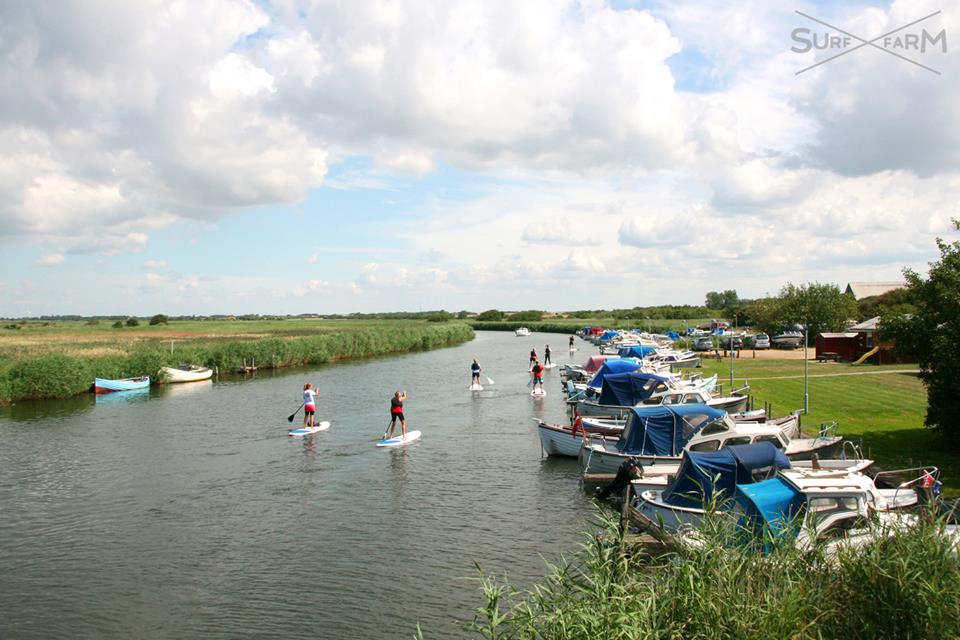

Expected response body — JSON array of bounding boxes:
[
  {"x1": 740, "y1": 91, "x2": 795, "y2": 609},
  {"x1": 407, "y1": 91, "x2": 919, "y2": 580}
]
[{"x1": 94, "y1": 376, "x2": 150, "y2": 394}]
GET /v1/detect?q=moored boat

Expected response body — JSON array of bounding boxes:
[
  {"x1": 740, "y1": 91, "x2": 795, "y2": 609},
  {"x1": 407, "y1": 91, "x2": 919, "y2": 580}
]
[
  {"x1": 159, "y1": 364, "x2": 213, "y2": 383},
  {"x1": 515, "y1": 327, "x2": 531, "y2": 336},
  {"x1": 94, "y1": 376, "x2": 150, "y2": 394}
]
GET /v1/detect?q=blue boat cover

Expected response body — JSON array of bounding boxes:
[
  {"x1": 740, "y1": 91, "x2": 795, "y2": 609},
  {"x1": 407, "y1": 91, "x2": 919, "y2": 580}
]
[
  {"x1": 618, "y1": 345, "x2": 657, "y2": 358},
  {"x1": 661, "y1": 442, "x2": 791, "y2": 508},
  {"x1": 617, "y1": 404, "x2": 726, "y2": 456},
  {"x1": 587, "y1": 359, "x2": 641, "y2": 387},
  {"x1": 665, "y1": 331, "x2": 681, "y2": 341},
  {"x1": 735, "y1": 476, "x2": 805, "y2": 543},
  {"x1": 597, "y1": 371, "x2": 672, "y2": 407},
  {"x1": 599, "y1": 330, "x2": 619, "y2": 342}
]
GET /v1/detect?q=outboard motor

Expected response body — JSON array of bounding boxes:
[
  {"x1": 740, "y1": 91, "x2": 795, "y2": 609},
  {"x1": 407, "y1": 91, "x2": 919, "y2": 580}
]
[{"x1": 596, "y1": 456, "x2": 643, "y2": 500}]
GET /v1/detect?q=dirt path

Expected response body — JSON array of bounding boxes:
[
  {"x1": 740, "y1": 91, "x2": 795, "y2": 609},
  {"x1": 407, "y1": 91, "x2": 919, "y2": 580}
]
[{"x1": 738, "y1": 369, "x2": 920, "y2": 381}]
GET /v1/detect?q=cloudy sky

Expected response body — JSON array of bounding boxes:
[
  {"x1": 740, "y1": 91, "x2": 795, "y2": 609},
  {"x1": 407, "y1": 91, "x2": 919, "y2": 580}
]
[{"x1": 1, "y1": 0, "x2": 957, "y2": 316}]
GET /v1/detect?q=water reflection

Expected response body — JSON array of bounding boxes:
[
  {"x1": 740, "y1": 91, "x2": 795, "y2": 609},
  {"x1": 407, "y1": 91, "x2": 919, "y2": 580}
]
[
  {"x1": 94, "y1": 387, "x2": 151, "y2": 405},
  {"x1": 157, "y1": 379, "x2": 214, "y2": 398},
  {"x1": 1, "y1": 393, "x2": 94, "y2": 423}
]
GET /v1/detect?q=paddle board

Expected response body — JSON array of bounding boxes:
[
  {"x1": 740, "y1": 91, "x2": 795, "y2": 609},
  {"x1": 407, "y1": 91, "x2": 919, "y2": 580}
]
[
  {"x1": 543, "y1": 363, "x2": 557, "y2": 369},
  {"x1": 569, "y1": 347, "x2": 578, "y2": 352},
  {"x1": 376, "y1": 430, "x2": 422, "y2": 447},
  {"x1": 469, "y1": 383, "x2": 484, "y2": 391},
  {"x1": 288, "y1": 421, "x2": 331, "y2": 436},
  {"x1": 531, "y1": 388, "x2": 546, "y2": 397}
]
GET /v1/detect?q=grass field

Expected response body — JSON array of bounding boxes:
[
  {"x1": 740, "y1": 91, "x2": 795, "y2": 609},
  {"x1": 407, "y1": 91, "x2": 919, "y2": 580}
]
[
  {"x1": 0, "y1": 319, "x2": 474, "y2": 403},
  {"x1": 695, "y1": 354, "x2": 958, "y2": 493}
]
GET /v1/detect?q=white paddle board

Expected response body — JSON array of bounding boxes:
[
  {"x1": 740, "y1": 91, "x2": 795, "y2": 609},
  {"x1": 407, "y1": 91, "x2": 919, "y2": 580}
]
[
  {"x1": 531, "y1": 389, "x2": 546, "y2": 397},
  {"x1": 569, "y1": 347, "x2": 578, "y2": 352},
  {"x1": 543, "y1": 363, "x2": 557, "y2": 369},
  {"x1": 376, "y1": 430, "x2": 422, "y2": 447},
  {"x1": 469, "y1": 383, "x2": 484, "y2": 391},
  {"x1": 288, "y1": 421, "x2": 331, "y2": 436}
]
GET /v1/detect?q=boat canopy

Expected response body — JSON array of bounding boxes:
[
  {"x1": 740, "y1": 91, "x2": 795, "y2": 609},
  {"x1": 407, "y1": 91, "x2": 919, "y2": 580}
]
[
  {"x1": 665, "y1": 331, "x2": 681, "y2": 341},
  {"x1": 588, "y1": 359, "x2": 641, "y2": 388},
  {"x1": 617, "y1": 404, "x2": 726, "y2": 456},
  {"x1": 618, "y1": 345, "x2": 658, "y2": 358},
  {"x1": 599, "y1": 330, "x2": 619, "y2": 342},
  {"x1": 735, "y1": 476, "x2": 805, "y2": 543},
  {"x1": 597, "y1": 371, "x2": 672, "y2": 407},
  {"x1": 583, "y1": 355, "x2": 615, "y2": 373},
  {"x1": 661, "y1": 442, "x2": 791, "y2": 509}
]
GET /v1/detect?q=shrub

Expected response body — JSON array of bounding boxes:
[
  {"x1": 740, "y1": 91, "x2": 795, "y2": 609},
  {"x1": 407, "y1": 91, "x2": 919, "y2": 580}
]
[
  {"x1": 112, "y1": 321, "x2": 124, "y2": 328},
  {"x1": 125, "y1": 317, "x2": 139, "y2": 327},
  {"x1": 149, "y1": 314, "x2": 168, "y2": 326}
]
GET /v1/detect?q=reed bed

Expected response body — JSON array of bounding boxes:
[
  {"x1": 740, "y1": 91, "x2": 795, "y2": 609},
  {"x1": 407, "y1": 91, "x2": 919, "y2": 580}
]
[
  {"x1": 0, "y1": 322, "x2": 474, "y2": 403},
  {"x1": 464, "y1": 509, "x2": 960, "y2": 640}
]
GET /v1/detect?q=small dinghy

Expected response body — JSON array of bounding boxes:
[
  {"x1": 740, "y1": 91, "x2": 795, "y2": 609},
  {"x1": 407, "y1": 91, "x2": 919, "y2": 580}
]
[{"x1": 94, "y1": 376, "x2": 150, "y2": 394}]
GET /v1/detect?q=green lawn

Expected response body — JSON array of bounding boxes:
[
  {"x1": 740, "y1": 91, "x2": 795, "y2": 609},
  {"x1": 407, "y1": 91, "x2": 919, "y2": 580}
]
[{"x1": 697, "y1": 357, "x2": 957, "y2": 494}]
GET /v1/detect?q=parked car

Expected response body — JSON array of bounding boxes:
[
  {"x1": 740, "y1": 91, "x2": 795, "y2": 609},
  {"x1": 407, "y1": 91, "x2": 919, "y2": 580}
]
[
  {"x1": 719, "y1": 335, "x2": 743, "y2": 350},
  {"x1": 693, "y1": 337, "x2": 715, "y2": 351},
  {"x1": 751, "y1": 333, "x2": 771, "y2": 350}
]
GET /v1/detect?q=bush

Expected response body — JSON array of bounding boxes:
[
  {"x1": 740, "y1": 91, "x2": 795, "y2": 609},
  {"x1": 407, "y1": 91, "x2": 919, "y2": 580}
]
[
  {"x1": 149, "y1": 314, "x2": 168, "y2": 326},
  {"x1": 427, "y1": 311, "x2": 453, "y2": 322},
  {"x1": 125, "y1": 317, "x2": 139, "y2": 327},
  {"x1": 505, "y1": 310, "x2": 543, "y2": 322},
  {"x1": 476, "y1": 309, "x2": 504, "y2": 321},
  {"x1": 112, "y1": 321, "x2": 124, "y2": 329}
]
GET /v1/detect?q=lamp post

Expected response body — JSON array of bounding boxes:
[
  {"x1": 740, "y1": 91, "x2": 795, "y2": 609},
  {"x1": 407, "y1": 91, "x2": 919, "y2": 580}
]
[{"x1": 803, "y1": 323, "x2": 809, "y2": 415}]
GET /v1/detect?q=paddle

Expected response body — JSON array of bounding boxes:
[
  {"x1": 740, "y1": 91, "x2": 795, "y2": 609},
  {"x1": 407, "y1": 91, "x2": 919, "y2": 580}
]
[
  {"x1": 287, "y1": 402, "x2": 305, "y2": 423},
  {"x1": 486, "y1": 376, "x2": 495, "y2": 385}
]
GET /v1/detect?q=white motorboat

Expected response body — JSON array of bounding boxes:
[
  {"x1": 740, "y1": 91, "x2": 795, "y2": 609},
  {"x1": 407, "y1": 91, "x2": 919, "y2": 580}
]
[
  {"x1": 159, "y1": 364, "x2": 213, "y2": 383},
  {"x1": 515, "y1": 327, "x2": 531, "y2": 336}
]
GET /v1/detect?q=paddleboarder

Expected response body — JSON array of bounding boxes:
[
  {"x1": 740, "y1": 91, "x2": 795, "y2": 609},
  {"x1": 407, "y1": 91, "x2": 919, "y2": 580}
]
[
  {"x1": 302, "y1": 383, "x2": 318, "y2": 428},
  {"x1": 569, "y1": 335, "x2": 575, "y2": 349},
  {"x1": 471, "y1": 359, "x2": 482, "y2": 386},
  {"x1": 544, "y1": 345, "x2": 551, "y2": 365},
  {"x1": 386, "y1": 390, "x2": 407, "y2": 440},
  {"x1": 531, "y1": 360, "x2": 544, "y2": 392},
  {"x1": 529, "y1": 348, "x2": 537, "y2": 369}
]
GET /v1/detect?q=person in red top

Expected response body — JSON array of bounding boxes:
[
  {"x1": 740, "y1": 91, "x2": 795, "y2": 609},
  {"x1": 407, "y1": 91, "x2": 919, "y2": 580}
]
[
  {"x1": 386, "y1": 390, "x2": 407, "y2": 440},
  {"x1": 530, "y1": 360, "x2": 544, "y2": 392},
  {"x1": 529, "y1": 348, "x2": 537, "y2": 369}
]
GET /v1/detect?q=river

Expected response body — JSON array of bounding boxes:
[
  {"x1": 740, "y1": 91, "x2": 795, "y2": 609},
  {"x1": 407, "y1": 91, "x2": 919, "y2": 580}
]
[{"x1": 0, "y1": 331, "x2": 598, "y2": 639}]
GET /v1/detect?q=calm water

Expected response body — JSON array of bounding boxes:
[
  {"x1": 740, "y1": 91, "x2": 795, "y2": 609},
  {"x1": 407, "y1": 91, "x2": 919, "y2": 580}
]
[{"x1": 0, "y1": 332, "x2": 597, "y2": 639}]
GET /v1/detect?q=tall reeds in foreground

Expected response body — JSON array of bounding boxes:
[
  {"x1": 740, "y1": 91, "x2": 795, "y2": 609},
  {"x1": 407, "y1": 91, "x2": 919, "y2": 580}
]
[{"x1": 463, "y1": 508, "x2": 960, "y2": 640}]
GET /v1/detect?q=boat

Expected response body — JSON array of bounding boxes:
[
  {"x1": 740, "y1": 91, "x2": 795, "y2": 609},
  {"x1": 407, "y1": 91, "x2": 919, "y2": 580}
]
[
  {"x1": 94, "y1": 376, "x2": 150, "y2": 394},
  {"x1": 515, "y1": 327, "x2": 531, "y2": 336},
  {"x1": 772, "y1": 330, "x2": 804, "y2": 349},
  {"x1": 578, "y1": 404, "x2": 839, "y2": 475},
  {"x1": 159, "y1": 364, "x2": 213, "y2": 383},
  {"x1": 575, "y1": 370, "x2": 744, "y2": 418}
]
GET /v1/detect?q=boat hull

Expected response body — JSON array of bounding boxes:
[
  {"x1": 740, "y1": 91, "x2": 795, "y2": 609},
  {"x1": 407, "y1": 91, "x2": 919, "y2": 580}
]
[
  {"x1": 160, "y1": 366, "x2": 213, "y2": 383},
  {"x1": 94, "y1": 376, "x2": 150, "y2": 394}
]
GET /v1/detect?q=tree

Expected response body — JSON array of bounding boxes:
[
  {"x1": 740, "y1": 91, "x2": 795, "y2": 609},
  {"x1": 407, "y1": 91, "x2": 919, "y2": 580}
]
[
  {"x1": 476, "y1": 309, "x2": 504, "y2": 321},
  {"x1": 506, "y1": 310, "x2": 543, "y2": 322},
  {"x1": 426, "y1": 311, "x2": 452, "y2": 322},
  {"x1": 112, "y1": 321, "x2": 124, "y2": 328},
  {"x1": 883, "y1": 220, "x2": 960, "y2": 443},
  {"x1": 125, "y1": 317, "x2": 139, "y2": 327},
  {"x1": 705, "y1": 290, "x2": 738, "y2": 310},
  {"x1": 777, "y1": 283, "x2": 858, "y2": 345},
  {"x1": 149, "y1": 314, "x2": 168, "y2": 326}
]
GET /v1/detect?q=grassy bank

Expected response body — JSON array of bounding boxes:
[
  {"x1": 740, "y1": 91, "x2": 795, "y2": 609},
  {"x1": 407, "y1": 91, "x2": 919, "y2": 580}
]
[
  {"x1": 0, "y1": 319, "x2": 474, "y2": 403},
  {"x1": 464, "y1": 511, "x2": 960, "y2": 640}
]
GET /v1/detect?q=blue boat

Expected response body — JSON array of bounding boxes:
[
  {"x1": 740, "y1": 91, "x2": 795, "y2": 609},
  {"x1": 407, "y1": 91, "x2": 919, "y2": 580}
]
[{"x1": 94, "y1": 376, "x2": 150, "y2": 394}]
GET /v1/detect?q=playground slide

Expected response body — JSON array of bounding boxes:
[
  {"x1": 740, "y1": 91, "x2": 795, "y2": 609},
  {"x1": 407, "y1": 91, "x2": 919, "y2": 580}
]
[{"x1": 852, "y1": 346, "x2": 879, "y2": 366}]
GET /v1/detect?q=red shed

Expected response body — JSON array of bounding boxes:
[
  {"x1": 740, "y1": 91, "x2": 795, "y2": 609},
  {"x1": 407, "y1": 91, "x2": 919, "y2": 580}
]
[{"x1": 816, "y1": 333, "x2": 858, "y2": 361}]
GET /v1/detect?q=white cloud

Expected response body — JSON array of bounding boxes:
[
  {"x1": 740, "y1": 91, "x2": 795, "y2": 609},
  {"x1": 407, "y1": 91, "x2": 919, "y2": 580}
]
[
  {"x1": 36, "y1": 252, "x2": 64, "y2": 266},
  {"x1": 144, "y1": 260, "x2": 167, "y2": 268}
]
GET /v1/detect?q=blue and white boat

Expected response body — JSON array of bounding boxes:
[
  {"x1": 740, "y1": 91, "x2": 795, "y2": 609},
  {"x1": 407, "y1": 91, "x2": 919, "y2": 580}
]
[{"x1": 94, "y1": 376, "x2": 150, "y2": 394}]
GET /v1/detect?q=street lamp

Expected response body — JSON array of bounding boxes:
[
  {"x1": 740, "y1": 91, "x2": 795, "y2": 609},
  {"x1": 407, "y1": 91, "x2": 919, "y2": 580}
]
[{"x1": 803, "y1": 323, "x2": 809, "y2": 415}]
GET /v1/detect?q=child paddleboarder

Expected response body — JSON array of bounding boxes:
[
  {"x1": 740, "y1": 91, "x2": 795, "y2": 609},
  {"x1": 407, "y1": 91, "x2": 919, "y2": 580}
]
[
  {"x1": 386, "y1": 390, "x2": 408, "y2": 440},
  {"x1": 303, "y1": 383, "x2": 318, "y2": 428}
]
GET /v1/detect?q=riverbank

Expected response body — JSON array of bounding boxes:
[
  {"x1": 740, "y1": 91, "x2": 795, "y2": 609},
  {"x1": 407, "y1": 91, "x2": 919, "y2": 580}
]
[{"x1": 0, "y1": 319, "x2": 474, "y2": 403}]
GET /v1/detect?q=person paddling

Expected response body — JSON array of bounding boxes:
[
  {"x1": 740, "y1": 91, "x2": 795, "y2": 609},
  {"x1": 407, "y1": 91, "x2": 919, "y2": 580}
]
[
  {"x1": 544, "y1": 345, "x2": 551, "y2": 365},
  {"x1": 386, "y1": 390, "x2": 407, "y2": 440},
  {"x1": 529, "y1": 348, "x2": 537, "y2": 370},
  {"x1": 569, "y1": 335, "x2": 575, "y2": 349},
  {"x1": 471, "y1": 359, "x2": 482, "y2": 386},
  {"x1": 531, "y1": 360, "x2": 544, "y2": 392},
  {"x1": 302, "y1": 383, "x2": 318, "y2": 428}
]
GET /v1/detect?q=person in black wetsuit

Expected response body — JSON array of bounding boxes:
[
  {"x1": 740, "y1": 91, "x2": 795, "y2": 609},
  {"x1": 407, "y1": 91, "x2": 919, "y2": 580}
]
[
  {"x1": 544, "y1": 345, "x2": 551, "y2": 365},
  {"x1": 569, "y1": 336, "x2": 575, "y2": 349},
  {"x1": 471, "y1": 359, "x2": 482, "y2": 386},
  {"x1": 386, "y1": 390, "x2": 407, "y2": 439},
  {"x1": 529, "y1": 348, "x2": 537, "y2": 369}
]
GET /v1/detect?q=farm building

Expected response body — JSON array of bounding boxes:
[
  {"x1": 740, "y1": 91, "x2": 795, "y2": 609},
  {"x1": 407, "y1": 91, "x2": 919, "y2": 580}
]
[{"x1": 844, "y1": 282, "x2": 905, "y2": 300}]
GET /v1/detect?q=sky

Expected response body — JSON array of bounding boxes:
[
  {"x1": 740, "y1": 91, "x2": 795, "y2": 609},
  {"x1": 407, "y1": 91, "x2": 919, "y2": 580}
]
[{"x1": 0, "y1": 0, "x2": 958, "y2": 316}]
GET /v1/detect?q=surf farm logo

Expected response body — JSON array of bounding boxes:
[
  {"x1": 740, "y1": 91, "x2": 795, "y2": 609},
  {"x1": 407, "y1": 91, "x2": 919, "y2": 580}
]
[{"x1": 791, "y1": 10, "x2": 947, "y2": 75}]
